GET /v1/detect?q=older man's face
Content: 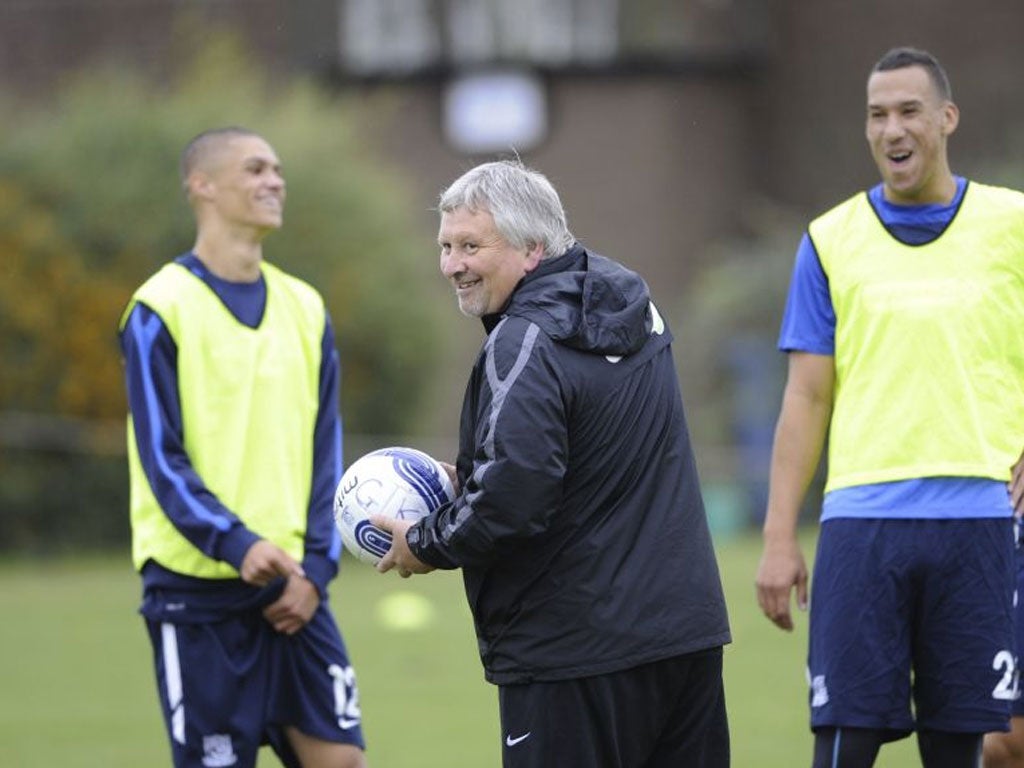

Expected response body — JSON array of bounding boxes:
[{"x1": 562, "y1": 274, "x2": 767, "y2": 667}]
[{"x1": 437, "y1": 206, "x2": 541, "y2": 318}]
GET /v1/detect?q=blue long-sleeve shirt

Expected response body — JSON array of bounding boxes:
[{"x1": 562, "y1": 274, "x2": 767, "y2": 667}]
[{"x1": 120, "y1": 253, "x2": 343, "y2": 620}]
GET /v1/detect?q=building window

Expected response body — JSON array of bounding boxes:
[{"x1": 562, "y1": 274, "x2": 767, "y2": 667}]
[{"x1": 339, "y1": 0, "x2": 618, "y2": 75}]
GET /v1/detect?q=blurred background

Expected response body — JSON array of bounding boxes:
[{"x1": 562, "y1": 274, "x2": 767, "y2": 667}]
[
  {"x1": 3, "y1": 3, "x2": 1024, "y2": 766},
  {"x1": 3, "y1": 0, "x2": 1024, "y2": 561}
]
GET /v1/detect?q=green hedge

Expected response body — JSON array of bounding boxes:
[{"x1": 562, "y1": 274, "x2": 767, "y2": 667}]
[{"x1": 0, "y1": 31, "x2": 443, "y2": 435}]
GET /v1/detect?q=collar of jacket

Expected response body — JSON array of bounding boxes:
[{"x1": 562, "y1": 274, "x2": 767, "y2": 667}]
[{"x1": 480, "y1": 243, "x2": 584, "y2": 334}]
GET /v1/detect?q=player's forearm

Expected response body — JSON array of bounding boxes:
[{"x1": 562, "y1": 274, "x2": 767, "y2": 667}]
[
  {"x1": 763, "y1": 394, "x2": 830, "y2": 541},
  {"x1": 304, "y1": 423, "x2": 341, "y2": 567}
]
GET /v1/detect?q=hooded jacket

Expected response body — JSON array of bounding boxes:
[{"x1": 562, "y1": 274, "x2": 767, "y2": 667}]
[{"x1": 409, "y1": 244, "x2": 731, "y2": 684}]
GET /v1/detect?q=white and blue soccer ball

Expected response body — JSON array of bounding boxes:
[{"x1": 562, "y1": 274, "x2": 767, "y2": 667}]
[{"x1": 333, "y1": 447, "x2": 455, "y2": 566}]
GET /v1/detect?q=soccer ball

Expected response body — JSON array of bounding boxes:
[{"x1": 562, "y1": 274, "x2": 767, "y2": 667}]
[{"x1": 333, "y1": 447, "x2": 455, "y2": 566}]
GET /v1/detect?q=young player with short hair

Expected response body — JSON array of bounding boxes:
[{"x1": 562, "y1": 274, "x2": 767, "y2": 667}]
[{"x1": 120, "y1": 127, "x2": 367, "y2": 768}]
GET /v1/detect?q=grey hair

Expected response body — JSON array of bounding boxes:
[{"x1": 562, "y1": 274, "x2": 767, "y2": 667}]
[{"x1": 438, "y1": 160, "x2": 575, "y2": 260}]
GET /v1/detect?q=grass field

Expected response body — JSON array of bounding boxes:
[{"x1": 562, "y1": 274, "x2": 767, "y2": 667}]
[{"x1": 0, "y1": 529, "x2": 922, "y2": 767}]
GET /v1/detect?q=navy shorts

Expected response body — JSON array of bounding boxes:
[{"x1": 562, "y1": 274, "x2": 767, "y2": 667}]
[
  {"x1": 808, "y1": 517, "x2": 1015, "y2": 737},
  {"x1": 498, "y1": 648, "x2": 729, "y2": 768},
  {"x1": 145, "y1": 602, "x2": 365, "y2": 768}
]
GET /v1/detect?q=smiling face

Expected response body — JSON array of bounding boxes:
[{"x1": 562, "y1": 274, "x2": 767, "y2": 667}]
[
  {"x1": 438, "y1": 206, "x2": 543, "y2": 318},
  {"x1": 865, "y1": 64, "x2": 959, "y2": 204},
  {"x1": 192, "y1": 134, "x2": 286, "y2": 236}
]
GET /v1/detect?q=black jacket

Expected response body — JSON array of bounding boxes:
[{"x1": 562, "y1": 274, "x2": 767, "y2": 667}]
[{"x1": 410, "y1": 244, "x2": 731, "y2": 685}]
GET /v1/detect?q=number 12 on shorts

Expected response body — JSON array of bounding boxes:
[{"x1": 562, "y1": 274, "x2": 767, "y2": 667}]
[{"x1": 329, "y1": 663, "x2": 363, "y2": 729}]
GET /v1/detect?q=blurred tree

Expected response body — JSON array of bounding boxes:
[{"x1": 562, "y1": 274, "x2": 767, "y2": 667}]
[
  {"x1": 0, "y1": 28, "x2": 442, "y2": 436},
  {"x1": 674, "y1": 199, "x2": 803, "y2": 526},
  {"x1": 675, "y1": 199, "x2": 798, "y2": 445},
  {"x1": 0, "y1": 181, "x2": 129, "y2": 419}
]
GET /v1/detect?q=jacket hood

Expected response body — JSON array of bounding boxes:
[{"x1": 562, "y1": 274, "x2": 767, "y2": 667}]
[{"x1": 485, "y1": 244, "x2": 653, "y2": 356}]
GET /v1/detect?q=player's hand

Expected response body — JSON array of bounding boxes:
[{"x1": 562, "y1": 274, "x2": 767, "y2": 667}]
[
  {"x1": 1010, "y1": 449, "x2": 1024, "y2": 517},
  {"x1": 263, "y1": 574, "x2": 319, "y2": 635},
  {"x1": 370, "y1": 515, "x2": 434, "y2": 578},
  {"x1": 240, "y1": 540, "x2": 305, "y2": 587},
  {"x1": 755, "y1": 536, "x2": 808, "y2": 632},
  {"x1": 439, "y1": 461, "x2": 460, "y2": 494}
]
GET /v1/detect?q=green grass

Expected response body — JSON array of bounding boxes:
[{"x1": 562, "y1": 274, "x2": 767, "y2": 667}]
[{"x1": 0, "y1": 530, "x2": 921, "y2": 767}]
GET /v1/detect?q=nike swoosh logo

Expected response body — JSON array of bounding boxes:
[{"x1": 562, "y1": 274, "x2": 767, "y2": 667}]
[
  {"x1": 338, "y1": 717, "x2": 361, "y2": 729},
  {"x1": 505, "y1": 732, "x2": 531, "y2": 747}
]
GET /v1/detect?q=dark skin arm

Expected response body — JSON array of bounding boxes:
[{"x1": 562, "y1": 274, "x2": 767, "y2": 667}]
[{"x1": 755, "y1": 352, "x2": 834, "y2": 631}]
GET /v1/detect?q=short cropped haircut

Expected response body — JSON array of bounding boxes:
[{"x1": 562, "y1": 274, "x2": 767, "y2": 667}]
[
  {"x1": 179, "y1": 126, "x2": 259, "y2": 192},
  {"x1": 872, "y1": 47, "x2": 953, "y2": 102},
  {"x1": 438, "y1": 161, "x2": 576, "y2": 260}
]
